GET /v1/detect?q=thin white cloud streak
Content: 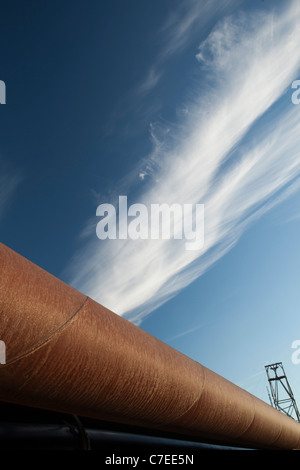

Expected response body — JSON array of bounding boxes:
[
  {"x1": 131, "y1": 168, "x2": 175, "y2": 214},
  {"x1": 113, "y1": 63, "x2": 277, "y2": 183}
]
[
  {"x1": 165, "y1": 322, "x2": 206, "y2": 343},
  {"x1": 67, "y1": 1, "x2": 300, "y2": 325},
  {"x1": 136, "y1": 67, "x2": 162, "y2": 96}
]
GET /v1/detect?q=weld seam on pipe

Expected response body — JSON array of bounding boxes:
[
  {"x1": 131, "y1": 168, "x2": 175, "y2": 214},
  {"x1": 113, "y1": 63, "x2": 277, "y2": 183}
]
[
  {"x1": 237, "y1": 393, "x2": 281, "y2": 446},
  {"x1": 164, "y1": 363, "x2": 207, "y2": 427},
  {"x1": 3, "y1": 296, "x2": 89, "y2": 366}
]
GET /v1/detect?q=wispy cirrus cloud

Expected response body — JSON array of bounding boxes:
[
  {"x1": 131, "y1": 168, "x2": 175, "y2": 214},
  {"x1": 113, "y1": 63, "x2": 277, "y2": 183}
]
[
  {"x1": 158, "y1": 0, "x2": 240, "y2": 60},
  {"x1": 66, "y1": 1, "x2": 300, "y2": 325},
  {"x1": 137, "y1": 0, "x2": 241, "y2": 96}
]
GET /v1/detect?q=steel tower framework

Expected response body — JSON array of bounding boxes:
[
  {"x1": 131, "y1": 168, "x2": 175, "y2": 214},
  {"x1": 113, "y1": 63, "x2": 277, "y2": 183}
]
[{"x1": 265, "y1": 362, "x2": 300, "y2": 423}]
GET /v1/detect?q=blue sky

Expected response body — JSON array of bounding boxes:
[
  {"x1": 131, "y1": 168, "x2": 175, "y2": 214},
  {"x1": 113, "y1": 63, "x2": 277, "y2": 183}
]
[{"x1": 1, "y1": 0, "x2": 300, "y2": 409}]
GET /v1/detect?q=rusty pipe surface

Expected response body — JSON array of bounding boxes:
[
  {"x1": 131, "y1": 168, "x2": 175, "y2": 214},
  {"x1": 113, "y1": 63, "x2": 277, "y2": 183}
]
[{"x1": 0, "y1": 241, "x2": 300, "y2": 450}]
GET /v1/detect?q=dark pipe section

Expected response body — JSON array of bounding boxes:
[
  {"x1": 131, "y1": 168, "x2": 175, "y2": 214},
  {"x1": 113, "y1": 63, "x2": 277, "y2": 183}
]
[{"x1": 0, "y1": 402, "x2": 252, "y2": 451}]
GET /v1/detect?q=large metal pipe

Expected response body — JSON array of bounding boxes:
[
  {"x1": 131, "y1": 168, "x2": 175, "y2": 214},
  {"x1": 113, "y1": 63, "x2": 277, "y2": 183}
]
[{"x1": 0, "y1": 241, "x2": 300, "y2": 450}]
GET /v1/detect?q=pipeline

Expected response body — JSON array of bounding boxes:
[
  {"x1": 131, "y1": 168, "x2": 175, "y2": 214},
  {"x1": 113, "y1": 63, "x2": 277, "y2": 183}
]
[
  {"x1": 0, "y1": 241, "x2": 300, "y2": 450},
  {"x1": 0, "y1": 402, "x2": 249, "y2": 451}
]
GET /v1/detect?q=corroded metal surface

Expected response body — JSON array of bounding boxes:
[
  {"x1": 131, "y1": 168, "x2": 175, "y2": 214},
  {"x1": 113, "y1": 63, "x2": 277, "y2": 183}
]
[{"x1": 1, "y1": 242, "x2": 300, "y2": 450}]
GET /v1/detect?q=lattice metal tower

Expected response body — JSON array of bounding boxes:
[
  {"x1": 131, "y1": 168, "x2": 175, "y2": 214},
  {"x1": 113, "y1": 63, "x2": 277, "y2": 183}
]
[{"x1": 265, "y1": 362, "x2": 300, "y2": 422}]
